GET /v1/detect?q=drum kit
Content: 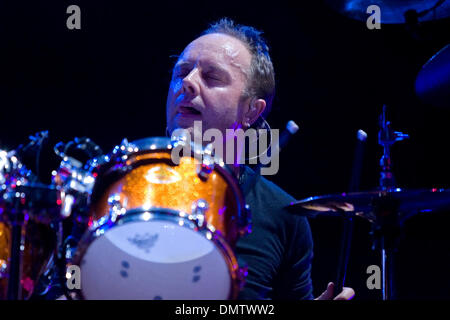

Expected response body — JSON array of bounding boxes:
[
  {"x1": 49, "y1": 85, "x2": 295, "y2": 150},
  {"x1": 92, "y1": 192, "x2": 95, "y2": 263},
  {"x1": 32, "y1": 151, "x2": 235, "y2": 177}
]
[{"x1": 0, "y1": 135, "x2": 250, "y2": 300}]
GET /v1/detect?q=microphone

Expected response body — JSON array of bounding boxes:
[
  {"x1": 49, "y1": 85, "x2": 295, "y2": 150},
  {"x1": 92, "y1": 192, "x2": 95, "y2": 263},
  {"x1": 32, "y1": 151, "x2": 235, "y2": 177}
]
[
  {"x1": 276, "y1": 120, "x2": 300, "y2": 153},
  {"x1": 255, "y1": 120, "x2": 299, "y2": 175}
]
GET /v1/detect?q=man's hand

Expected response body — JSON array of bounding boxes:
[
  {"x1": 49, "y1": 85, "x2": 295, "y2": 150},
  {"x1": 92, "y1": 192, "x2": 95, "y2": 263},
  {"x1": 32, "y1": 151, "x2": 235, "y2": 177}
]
[{"x1": 315, "y1": 282, "x2": 355, "y2": 300}]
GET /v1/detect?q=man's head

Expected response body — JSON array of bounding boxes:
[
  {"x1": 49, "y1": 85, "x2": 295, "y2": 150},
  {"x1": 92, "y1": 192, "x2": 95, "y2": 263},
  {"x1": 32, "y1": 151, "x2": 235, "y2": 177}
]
[{"x1": 166, "y1": 18, "x2": 275, "y2": 138}]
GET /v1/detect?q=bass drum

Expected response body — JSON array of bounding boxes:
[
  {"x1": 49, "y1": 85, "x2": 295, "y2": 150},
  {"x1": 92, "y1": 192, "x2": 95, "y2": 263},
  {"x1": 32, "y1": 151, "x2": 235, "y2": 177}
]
[{"x1": 70, "y1": 137, "x2": 250, "y2": 300}]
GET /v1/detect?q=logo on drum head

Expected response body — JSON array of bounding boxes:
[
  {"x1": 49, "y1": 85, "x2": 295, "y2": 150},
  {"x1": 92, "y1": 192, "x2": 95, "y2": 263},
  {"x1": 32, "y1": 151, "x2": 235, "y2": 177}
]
[
  {"x1": 127, "y1": 233, "x2": 159, "y2": 253},
  {"x1": 145, "y1": 166, "x2": 181, "y2": 184}
]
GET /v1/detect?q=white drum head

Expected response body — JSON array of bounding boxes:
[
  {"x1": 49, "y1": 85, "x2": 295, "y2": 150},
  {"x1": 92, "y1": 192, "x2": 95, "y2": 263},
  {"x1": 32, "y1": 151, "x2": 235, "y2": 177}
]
[{"x1": 80, "y1": 220, "x2": 232, "y2": 300}]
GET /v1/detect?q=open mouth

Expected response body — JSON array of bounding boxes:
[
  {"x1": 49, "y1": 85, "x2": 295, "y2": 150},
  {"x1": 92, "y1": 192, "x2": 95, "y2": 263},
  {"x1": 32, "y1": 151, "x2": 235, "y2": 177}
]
[{"x1": 178, "y1": 106, "x2": 201, "y2": 115}]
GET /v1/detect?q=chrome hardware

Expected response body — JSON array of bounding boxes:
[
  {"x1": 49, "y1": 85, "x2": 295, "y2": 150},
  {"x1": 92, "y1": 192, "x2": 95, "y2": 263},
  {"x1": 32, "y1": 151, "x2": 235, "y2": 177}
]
[
  {"x1": 52, "y1": 156, "x2": 96, "y2": 219},
  {"x1": 197, "y1": 143, "x2": 215, "y2": 181},
  {"x1": 0, "y1": 150, "x2": 9, "y2": 185},
  {"x1": 54, "y1": 136, "x2": 102, "y2": 161},
  {"x1": 54, "y1": 158, "x2": 95, "y2": 194},
  {"x1": 191, "y1": 199, "x2": 209, "y2": 228},
  {"x1": 197, "y1": 163, "x2": 214, "y2": 181},
  {"x1": 378, "y1": 105, "x2": 409, "y2": 191},
  {"x1": 0, "y1": 150, "x2": 31, "y2": 187},
  {"x1": 107, "y1": 193, "x2": 126, "y2": 223},
  {"x1": 170, "y1": 131, "x2": 191, "y2": 166},
  {"x1": 112, "y1": 138, "x2": 139, "y2": 156},
  {"x1": 170, "y1": 130, "x2": 190, "y2": 146}
]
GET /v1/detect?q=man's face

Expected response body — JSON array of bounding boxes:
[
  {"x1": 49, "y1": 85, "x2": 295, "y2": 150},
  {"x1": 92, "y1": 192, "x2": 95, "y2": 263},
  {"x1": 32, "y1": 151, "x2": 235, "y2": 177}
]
[{"x1": 166, "y1": 33, "x2": 252, "y2": 138}]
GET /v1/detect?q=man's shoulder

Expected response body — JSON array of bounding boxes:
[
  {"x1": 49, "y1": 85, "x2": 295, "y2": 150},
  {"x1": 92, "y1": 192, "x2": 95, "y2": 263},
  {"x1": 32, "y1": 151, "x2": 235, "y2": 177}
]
[{"x1": 241, "y1": 166, "x2": 295, "y2": 208}]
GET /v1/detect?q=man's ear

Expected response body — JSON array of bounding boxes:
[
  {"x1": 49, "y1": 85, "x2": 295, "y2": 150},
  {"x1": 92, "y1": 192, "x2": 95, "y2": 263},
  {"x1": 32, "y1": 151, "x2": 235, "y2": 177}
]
[{"x1": 244, "y1": 98, "x2": 266, "y2": 127}]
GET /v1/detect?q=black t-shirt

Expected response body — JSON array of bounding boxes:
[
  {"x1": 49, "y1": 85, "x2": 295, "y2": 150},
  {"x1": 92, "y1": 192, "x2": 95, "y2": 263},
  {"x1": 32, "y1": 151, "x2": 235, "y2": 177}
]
[{"x1": 236, "y1": 166, "x2": 314, "y2": 300}]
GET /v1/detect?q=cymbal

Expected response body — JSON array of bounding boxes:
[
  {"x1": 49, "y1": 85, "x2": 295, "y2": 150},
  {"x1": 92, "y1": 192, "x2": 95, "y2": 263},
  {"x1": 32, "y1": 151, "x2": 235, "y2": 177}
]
[
  {"x1": 415, "y1": 44, "x2": 450, "y2": 108},
  {"x1": 325, "y1": 0, "x2": 450, "y2": 24},
  {"x1": 286, "y1": 188, "x2": 450, "y2": 222}
]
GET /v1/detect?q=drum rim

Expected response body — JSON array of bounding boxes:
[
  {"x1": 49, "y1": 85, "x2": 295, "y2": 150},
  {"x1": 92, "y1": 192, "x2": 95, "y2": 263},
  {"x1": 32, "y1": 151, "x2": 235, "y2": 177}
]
[
  {"x1": 128, "y1": 136, "x2": 236, "y2": 177},
  {"x1": 128, "y1": 137, "x2": 248, "y2": 228},
  {"x1": 69, "y1": 206, "x2": 242, "y2": 300}
]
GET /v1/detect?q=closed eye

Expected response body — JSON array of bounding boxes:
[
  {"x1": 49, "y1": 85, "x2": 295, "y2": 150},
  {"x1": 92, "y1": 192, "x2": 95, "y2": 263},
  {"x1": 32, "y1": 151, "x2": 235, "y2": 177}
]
[
  {"x1": 172, "y1": 64, "x2": 192, "y2": 79},
  {"x1": 204, "y1": 73, "x2": 221, "y2": 81}
]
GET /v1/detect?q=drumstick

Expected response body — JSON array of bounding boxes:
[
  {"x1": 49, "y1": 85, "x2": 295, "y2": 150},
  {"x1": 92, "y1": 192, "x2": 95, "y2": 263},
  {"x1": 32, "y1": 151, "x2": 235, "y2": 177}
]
[{"x1": 334, "y1": 129, "x2": 367, "y2": 297}]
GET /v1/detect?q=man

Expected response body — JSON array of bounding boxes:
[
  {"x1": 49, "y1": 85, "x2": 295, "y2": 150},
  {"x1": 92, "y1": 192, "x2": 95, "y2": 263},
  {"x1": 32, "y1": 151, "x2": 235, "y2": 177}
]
[{"x1": 166, "y1": 18, "x2": 354, "y2": 300}]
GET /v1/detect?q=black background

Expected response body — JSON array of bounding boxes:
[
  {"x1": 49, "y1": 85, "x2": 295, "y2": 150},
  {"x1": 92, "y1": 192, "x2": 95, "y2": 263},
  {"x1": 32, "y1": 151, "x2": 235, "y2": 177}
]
[{"x1": 1, "y1": 0, "x2": 450, "y2": 299}]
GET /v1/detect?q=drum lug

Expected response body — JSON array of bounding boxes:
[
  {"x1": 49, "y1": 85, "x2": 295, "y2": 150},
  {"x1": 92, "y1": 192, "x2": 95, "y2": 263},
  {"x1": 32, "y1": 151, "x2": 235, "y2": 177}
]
[
  {"x1": 191, "y1": 199, "x2": 209, "y2": 228},
  {"x1": 113, "y1": 138, "x2": 138, "y2": 156},
  {"x1": 197, "y1": 163, "x2": 213, "y2": 181},
  {"x1": 60, "y1": 193, "x2": 75, "y2": 219},
  {"x1": 197, "y1": 144, "x2": 215, "y2": 181},
  {"x1": 108, "y1": 194, "x2": 126, "y2": 222}
]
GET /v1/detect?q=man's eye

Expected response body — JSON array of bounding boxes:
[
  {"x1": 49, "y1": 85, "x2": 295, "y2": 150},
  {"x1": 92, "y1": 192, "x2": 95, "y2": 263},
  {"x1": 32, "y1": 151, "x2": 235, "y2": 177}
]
[
  {"x1": 173, "y1": 67, "x2": 190, "y2": 78},
  {"x1": 205, "y1": 73, "x2": 220, "y2": 81}
]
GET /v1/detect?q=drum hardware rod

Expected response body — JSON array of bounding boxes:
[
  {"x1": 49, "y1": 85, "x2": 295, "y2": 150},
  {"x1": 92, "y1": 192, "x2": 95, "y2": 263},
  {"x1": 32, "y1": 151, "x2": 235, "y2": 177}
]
[
  {"x1": 55, "y1": 221, "x2": 64, "y2": 259},
  {"x1": 378, "y1": 105, "x2": 409, "y2": 191},
  {"x1": 335, "y1": 129, "x2": 367, "y2": 297},
  {"x1": 371, "y1": 207, "x2": 401, "y2": 301},
  {"x1": 381, "y1": 243, "x2": 386, "y2": 300}
]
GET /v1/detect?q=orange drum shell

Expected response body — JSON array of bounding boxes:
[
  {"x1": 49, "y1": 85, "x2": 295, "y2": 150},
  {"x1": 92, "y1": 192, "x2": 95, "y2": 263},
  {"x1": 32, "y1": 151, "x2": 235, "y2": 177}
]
[{"x1": 89, "y1": 151, "x2": 242, "y2": 247}]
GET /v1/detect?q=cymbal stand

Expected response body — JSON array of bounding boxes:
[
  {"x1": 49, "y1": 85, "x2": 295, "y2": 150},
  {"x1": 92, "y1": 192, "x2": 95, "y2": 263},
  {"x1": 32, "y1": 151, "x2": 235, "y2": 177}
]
[
  {"x1": 6, "y1": 192, "x2": 27, "y2": 300},
  {"x1": 373, "y1": 105, "x2": 409, "y2": 300}
]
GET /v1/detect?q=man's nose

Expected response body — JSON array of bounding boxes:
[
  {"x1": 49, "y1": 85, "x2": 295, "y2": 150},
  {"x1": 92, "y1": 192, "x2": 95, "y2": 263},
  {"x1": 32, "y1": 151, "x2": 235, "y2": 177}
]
[{"x1": 182, "y1": 68, "x2": 200, "y2": 97}]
